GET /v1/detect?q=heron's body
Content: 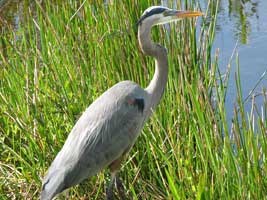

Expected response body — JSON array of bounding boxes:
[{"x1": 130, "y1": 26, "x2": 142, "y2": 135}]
[
  {"x1": 41, "y1": 81, "x2": 148, "y2": 199},
  {"x1": 41, "y1": 6, "x2": 202, "y2": 200}
]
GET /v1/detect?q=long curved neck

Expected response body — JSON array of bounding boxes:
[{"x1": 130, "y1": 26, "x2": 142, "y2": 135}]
[{"x1": 138, "y1": 23, "x2": 168, "y2": 112}]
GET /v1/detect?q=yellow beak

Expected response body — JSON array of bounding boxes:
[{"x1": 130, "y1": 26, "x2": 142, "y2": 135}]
[{"x1": 176, "y1": 10, "x2": 204, "y2": 18}]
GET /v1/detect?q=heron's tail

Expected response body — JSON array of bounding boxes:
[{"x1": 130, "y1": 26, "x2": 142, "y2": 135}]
[{"x1": 40, "y1": 169, "x2": 65, "y2": 200}]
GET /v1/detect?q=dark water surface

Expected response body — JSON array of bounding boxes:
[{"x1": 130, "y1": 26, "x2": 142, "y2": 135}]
[{"x1": 1, "y1": 0, "x2": 267, "y2": 120}]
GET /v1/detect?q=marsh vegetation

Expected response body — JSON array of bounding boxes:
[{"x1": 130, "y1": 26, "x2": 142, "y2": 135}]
[{"x1": 1, "y1": 0, "x2": 267, "y2": 199}]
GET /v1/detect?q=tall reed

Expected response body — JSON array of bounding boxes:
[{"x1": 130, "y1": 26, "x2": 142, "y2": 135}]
[{"x1": 1, "y1": 0, "x2": 266, "y2": 199}]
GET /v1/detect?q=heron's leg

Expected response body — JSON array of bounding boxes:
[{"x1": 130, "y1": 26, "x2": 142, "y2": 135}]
[
  {"x1": 106, "y1": 171, "x2": 127, "y2": 200},
  {"x1": 108, "y1": 155, "x2": 127, "y2": 200},
  {"x1": 106, "y1": 171, "x2": 116, "y2": 200},
  {"x1": 115, "y1": 174, "x2": 127, "y2": 200}
]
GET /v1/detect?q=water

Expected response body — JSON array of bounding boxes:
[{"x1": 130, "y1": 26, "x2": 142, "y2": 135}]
[
  {"x1": 1, "y1": 0, "x2": 267, "y2": 121},
  {"x1": 213, "y1": 0, "x2": 267, "y2": 120}
]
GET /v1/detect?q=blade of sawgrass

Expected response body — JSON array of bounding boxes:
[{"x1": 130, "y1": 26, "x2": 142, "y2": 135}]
[{"x1": 1, "y1": 0, "x2": 267, "y2": 199}]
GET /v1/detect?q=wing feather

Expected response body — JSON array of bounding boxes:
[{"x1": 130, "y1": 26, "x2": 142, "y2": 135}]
[{"x1": 41, "y1": 81, "x2": 147, "y2": 198}]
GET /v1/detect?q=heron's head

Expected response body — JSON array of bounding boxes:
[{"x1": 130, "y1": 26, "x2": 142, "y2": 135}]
[{"x1": 137, "y1": 6, "x2": 203, "y2": 27}]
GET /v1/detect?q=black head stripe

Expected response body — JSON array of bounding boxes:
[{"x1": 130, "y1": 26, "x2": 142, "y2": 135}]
[{"x1": 137, "y1": 7, "x2": 167, "y2": 25}]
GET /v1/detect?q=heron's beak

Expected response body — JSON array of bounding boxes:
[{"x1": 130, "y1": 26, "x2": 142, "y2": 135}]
[
  {"x1": 175, "y1": 10, "x2": 204, "y2": 18},
  {"x1": 156, "y1": 9, "x2": 203, "y2": 26}
]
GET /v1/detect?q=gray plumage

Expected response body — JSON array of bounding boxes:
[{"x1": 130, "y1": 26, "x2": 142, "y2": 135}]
[
  {"x1": 41, "y1": 81, "x2": 147, "y2": 199},
  {"x1": 41, "y1": 6, "x2": 202, "y2": 200}
]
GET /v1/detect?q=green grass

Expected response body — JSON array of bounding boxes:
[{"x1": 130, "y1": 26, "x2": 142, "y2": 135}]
[{"x1": 1, "y1": 0, "x2": 267, "y2": 199}]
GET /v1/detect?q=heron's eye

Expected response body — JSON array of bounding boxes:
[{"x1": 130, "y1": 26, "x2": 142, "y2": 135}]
[{"x1": 162, "y1": 10, "x2": 169, "y2": 16}]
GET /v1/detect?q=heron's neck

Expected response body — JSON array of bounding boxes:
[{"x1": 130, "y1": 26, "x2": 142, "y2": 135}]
[{"x1": 138, "y1": 23, "x2": 168, "y2": 112}]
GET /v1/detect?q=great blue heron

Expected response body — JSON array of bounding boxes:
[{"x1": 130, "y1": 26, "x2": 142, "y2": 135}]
[{"x1": 41, "y1": 6, "x2": 202, "y2": 200}]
